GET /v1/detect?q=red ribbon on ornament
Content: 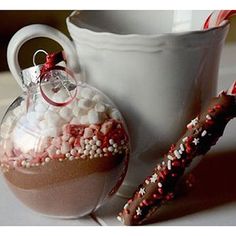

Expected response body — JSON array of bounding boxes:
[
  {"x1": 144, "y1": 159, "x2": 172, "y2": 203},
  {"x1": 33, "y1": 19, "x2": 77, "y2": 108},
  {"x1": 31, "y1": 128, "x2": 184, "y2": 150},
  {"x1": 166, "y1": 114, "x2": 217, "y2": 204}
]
[
  {"x1": 40, "y1": 51, "x2": 66, "y2": 74},
  {"x1": 39, "y1": 51, "x2": 78, "y2": 107}
]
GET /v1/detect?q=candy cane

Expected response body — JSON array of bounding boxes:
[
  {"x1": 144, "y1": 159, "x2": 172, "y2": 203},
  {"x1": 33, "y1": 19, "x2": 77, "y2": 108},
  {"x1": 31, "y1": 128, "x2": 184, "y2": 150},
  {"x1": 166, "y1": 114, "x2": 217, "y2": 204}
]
[
  {"x1": 118, "y1": 81, "x2": 236, "y2": 225},
  {"x1": 204, "y1": 10, "x2": 236, "y2": 29}
]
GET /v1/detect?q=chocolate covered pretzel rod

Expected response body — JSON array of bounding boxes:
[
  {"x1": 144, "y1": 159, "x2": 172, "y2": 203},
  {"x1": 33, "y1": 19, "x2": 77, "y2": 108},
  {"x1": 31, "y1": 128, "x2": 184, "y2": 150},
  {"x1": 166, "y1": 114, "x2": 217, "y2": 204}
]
[{"x1": 118, "y1": 83, "x2": 236, "y2": 226}]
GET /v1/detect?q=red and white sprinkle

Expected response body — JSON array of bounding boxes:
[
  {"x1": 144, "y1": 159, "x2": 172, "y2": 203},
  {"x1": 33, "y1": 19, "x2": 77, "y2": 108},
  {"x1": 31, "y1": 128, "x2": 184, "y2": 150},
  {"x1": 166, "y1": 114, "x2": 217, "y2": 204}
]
[
  {"x1": 157, "y1": 165, "x2": 161, "y2": 170},
  {"x1": 180, "y1": 143, "x2": 185, "y2": 151},
  {"x1": 182, "y1": 137, "x2": 188, "y2": 142},
  {"x1": 201, "y1": 130, "x2": 207, "y2": 137},
  {"x1": 136, "y1": 207, "x2": 142, "y2": 216},
  {"x1": 167, "y1": 160, "x2": 172, "y2": 170},
  {"x1": 192, "y1": 138, "x2": 200, "y2": 146},
  {"x1": 150, "y1": 173, "x2": 158, "y2": 183},
  {"x1": 167, "y1": 154, "x2": 174, "y2": 161},
  {"x1": 206, "y1": 114, "x2": 212, "y2": 120},
  {"x1": 187, "y1": 117, "x2": 198, "y2": 128},
  {"x1": 174, "y1": 150, "x2": 181, "y2": 159},
  {"x1": 117, "y1": 215, "x2": 123, "y2": 222},
  {"x1": 139, "y1": 187, "x2": 146, "y2": 196},
  {"x1": 109, "y1": 139, "x2": 115, "y2": 145},
  {"x1": 124, "y1": 203, "x2": 129, "y2": 209}
]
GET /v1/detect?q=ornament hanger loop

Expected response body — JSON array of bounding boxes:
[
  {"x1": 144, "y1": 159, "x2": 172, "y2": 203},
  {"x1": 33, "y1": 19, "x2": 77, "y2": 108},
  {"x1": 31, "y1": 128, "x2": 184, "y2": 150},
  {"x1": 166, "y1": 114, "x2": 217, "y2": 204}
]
[
  {"x1": 33, "y1": 49, "x2": 48, "y2": 66},
  {"x1": 39, "y1": 65, "x2": 78, "y2": 107}
]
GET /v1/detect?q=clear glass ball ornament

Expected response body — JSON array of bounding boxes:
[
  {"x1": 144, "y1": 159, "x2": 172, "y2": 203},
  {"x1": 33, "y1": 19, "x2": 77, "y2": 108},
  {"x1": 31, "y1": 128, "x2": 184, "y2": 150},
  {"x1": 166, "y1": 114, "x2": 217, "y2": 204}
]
[{"x1": 0, "y1": 57, "x2": 130, "y2": 218}]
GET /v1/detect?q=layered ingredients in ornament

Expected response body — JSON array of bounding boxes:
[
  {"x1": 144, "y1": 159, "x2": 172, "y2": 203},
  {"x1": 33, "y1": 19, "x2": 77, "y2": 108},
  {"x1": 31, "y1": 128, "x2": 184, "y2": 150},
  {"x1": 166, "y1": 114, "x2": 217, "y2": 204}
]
[{"x1": 0, "y1": 84, "x2": 129, "y2": 217}]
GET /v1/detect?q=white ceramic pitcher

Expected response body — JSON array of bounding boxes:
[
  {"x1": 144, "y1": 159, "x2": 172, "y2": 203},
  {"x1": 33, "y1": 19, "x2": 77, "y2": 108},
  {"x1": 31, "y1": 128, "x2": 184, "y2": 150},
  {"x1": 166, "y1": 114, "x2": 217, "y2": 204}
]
[
  {"x1": 66, "y1": 11, "x2": 231, "y2": 196},
  {"x1": 7, "y1": 11, "x2": 231, "y2": 197}
]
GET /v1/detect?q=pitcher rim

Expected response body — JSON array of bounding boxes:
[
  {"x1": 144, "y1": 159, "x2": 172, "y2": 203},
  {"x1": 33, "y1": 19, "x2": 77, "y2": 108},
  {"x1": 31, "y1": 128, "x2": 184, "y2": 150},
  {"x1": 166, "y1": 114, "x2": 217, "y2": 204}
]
[{"x1": 67, "y1": 11, "x2": 229, "y2": 39}]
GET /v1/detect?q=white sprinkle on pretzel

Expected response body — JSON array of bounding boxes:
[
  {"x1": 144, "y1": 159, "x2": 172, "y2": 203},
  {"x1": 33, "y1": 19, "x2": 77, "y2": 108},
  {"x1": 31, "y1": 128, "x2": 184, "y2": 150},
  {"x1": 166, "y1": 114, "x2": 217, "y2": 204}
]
[
  {"x1": 201, "y1": 130, "x2": 207, "y2": 137},
  {"x1": 180, "y1": 143, "x2": 185, "y2": 151},
  {"x1": 192, "y1": 138, "x2": 200, "y2": 146},
  {"x1": 206, "y1": 114, "x2": 212, "y2": 120},
  {"x1": 174, "y1": 150, "x2": 181, "y2": 159},
  {"x1": 139, "y1": 188, "x2": 146, "y2": 196},
  {"x1": 182, "y1": 137, "x2": 188, "y2": 142},
  {"x1": 167, "y1": 160, "x2": 172, "y2": 170},
  {"x1": 167, "y1": 154, "x2": 174, "y2": 161}
]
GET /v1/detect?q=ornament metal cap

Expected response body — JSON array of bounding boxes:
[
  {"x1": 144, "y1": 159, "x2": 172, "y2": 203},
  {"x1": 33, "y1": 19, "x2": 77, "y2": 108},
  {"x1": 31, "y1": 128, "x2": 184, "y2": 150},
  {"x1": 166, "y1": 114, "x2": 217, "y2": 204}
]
[
  {"x1": 21, "y1": 64, "x2": 43, "y2": 89},
  {"x1": 20, "y1": 50, "x2": 47, "y2": 89}
]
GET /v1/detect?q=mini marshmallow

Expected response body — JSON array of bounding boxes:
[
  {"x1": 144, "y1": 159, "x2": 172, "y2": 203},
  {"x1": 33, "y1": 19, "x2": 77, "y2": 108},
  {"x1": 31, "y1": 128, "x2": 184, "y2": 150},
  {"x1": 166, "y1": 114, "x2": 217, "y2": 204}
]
[
  {"x1": 72, "y1": 105, "x2": 80, "y2": 116},
  {"x1": 94, "y1": 103, "x2": 106, "y2": 113},
  {"x1": 61, "y1": 142, "x2": 70, "y2": 154},
  {"x1": 110, "y1": 109, "x2": 122, "y2": 120},
  {"x1": 70, "y1": 117, "x2": 80, "y2": 125},
  {"x1": 35, "y1": 102, "x2": 48, "y2": 113},
  {"x1": 92, "y1": 94, "x2": 103, "y2": 103},
  {"x1": 49, "y1": 104, "x2": 61, "y2": 112},
  {"x1": 35, "y1": 112, "x2": 44, "y2": 121},
  {"x1": 36, "y1": 137, "x2": 49, "y2": 153},
  {"x1": 48, "y1": 146, "x2": 57, "y2": 158},
  {"x1": 45, "y1": 110, "x2": 63, "y2": 127},
  {"x1": 26, "y1": 111, "x2": 39, "y2": 125},
  {"x1": 100, "y1": 120, "x2": 113, "y2": 135},
  {"x1": 80, "y1": 87, "x2": 94, "y2": 99},
  {"x1": 88, "y1": 110, "x2": 102, "y2": 124},
  {"x1": 73, "y1": 106, "x2": 87, "y2": 117},
  {"x1": 80, "y1": 115, "x2": 89, "y2": 125},
  {"x1": 52, "y1": 89, "x2": 69, "y2": 103},
  {"x1": 39, "y1": 120, "x2": 48, "y2": 130},
  {"x1": 41, "y1": 127, "x2": 59, "y2": 137},
  {"x1": 59, "y1": 107, "x2": 73, "y2": 122},
  {"x1": 78, "y1": 98, "x2": 93, "y2": 110}
]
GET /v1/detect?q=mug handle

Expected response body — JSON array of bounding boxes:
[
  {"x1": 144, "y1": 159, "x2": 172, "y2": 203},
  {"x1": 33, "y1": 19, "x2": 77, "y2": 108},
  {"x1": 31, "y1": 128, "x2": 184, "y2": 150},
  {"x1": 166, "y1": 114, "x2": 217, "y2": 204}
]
[{"x1": 7, "y1": 24, "x2": 80, "y2": 90}]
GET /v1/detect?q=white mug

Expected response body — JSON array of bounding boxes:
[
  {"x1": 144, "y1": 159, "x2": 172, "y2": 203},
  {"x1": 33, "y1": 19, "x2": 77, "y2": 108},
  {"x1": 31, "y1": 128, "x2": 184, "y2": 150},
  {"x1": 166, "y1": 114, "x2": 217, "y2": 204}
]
[
  {"x1": 66, "y1": 11, "x2": 230, "y2": 196},
  {"x1": 7, "y1": 11, "x2": 231, "y2": 197}
]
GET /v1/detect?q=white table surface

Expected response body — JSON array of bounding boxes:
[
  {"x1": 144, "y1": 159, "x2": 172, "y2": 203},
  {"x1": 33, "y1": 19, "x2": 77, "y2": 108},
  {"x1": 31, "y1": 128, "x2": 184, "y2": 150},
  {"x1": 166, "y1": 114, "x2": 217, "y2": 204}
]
[{"x1": 0, "y1": 44, "x2": 236, "y2": 226}]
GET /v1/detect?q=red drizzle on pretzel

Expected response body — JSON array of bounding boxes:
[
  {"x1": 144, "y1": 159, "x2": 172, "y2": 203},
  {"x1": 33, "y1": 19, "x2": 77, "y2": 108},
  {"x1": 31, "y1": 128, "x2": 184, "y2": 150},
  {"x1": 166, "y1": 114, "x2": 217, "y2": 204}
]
[{"x1": 118, "y1": 90, "x2": 236, "y2": 225}]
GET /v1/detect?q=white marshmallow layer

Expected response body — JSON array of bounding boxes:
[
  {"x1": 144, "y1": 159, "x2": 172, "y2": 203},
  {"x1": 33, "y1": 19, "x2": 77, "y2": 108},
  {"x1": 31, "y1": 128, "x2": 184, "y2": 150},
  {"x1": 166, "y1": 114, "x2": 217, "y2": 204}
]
[{"x1": 1, "y1": 85, "x2": 123, "y2": 153}]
